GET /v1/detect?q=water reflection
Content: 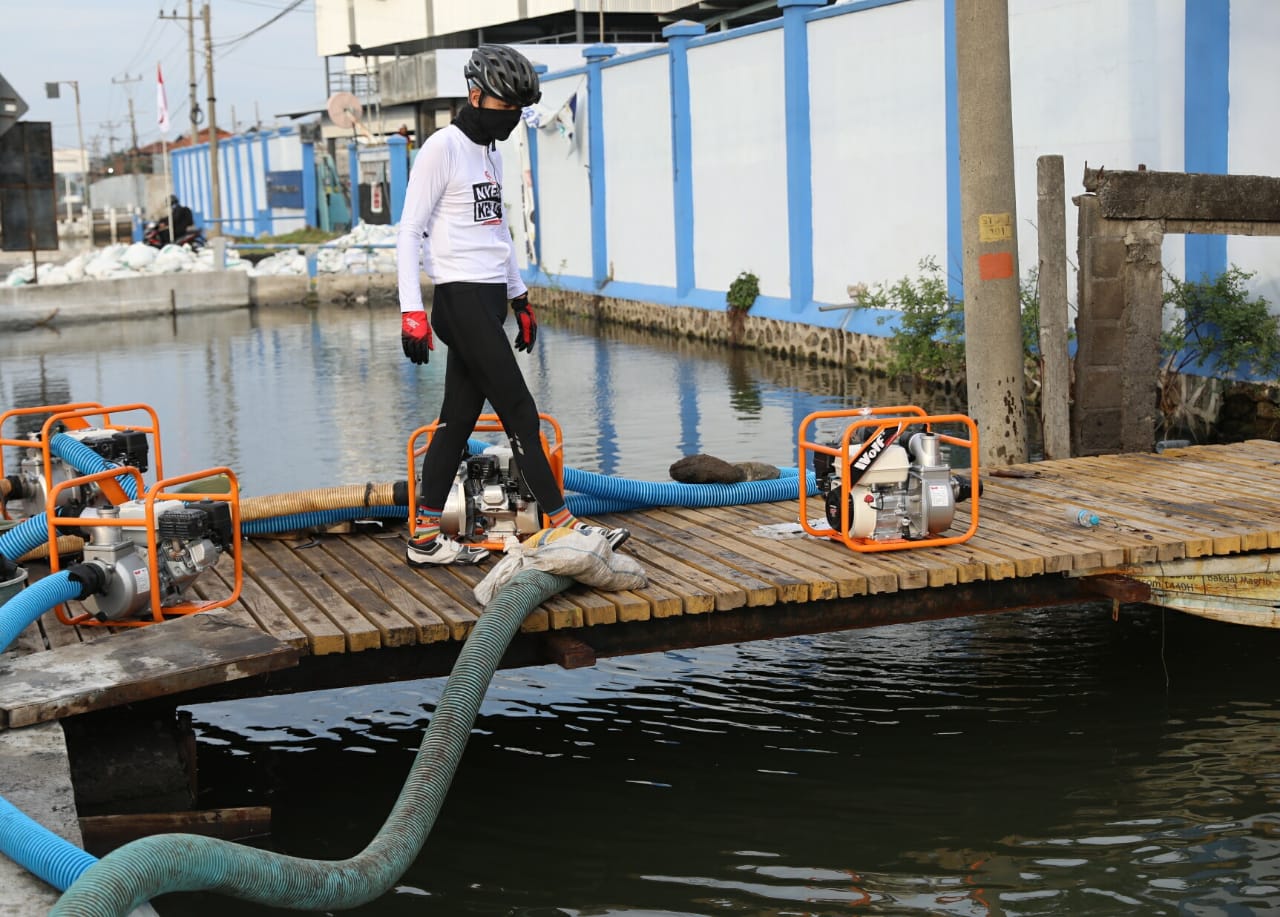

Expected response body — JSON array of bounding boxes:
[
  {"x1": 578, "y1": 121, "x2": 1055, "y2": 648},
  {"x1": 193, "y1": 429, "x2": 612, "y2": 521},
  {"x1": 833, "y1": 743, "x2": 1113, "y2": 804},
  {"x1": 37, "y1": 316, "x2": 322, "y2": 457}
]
[
  {"x1": 180, "y1": 605, "x2": 1280, "y2": 915},
  {"x1": 0, "y1": 305, "x2": 964, "y2": 493}
]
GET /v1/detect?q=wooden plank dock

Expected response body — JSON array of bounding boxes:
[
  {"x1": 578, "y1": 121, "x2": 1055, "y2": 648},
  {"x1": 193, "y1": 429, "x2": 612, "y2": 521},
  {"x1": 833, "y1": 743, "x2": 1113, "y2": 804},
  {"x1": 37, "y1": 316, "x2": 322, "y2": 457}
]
[{"x1": 4, "y1": 439, "x2": 1280, "y2": 727}]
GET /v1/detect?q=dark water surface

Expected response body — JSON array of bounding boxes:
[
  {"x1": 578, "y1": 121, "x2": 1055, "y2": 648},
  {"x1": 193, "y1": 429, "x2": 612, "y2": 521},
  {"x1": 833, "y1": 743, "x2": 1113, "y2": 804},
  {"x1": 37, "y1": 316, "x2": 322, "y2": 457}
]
[{"x1": 2, "y1": 306, "x2": 1277, "y2": 915}]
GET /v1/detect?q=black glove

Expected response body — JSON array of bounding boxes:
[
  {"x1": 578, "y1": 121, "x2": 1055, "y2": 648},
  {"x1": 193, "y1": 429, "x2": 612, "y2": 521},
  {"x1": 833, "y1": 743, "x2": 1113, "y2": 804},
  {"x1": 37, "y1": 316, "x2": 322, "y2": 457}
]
[
  {"x1": 511, "y1": 293, "x2": 537, "y2": 352},
  {"x1": 400, "y1": 310, "x2": 434, "y2": 365}
]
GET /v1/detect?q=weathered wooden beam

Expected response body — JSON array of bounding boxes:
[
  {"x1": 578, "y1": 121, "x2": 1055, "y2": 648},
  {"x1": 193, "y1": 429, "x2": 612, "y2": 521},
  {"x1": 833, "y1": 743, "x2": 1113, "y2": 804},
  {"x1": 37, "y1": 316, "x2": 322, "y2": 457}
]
[
  {"x1": 1082, "y1": 167, "x2": 1280, "y2": 224},
  {"x1": 0, "y1": 611, "x2": 300, "y2": 729},
  {"x1": 78, "y1": 806, "x2": 272, "y2": 856},
  {"x1": 542, "y1": 633, "x2": 596, "y2": 669},
  {"x1": 1078, "y1": 574, "x2": 1152, "y2": 604}
]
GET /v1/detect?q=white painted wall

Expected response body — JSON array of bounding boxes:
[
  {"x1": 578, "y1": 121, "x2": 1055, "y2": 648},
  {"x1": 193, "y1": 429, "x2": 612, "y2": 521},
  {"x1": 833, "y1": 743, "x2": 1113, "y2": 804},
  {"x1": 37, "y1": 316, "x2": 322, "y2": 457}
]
[
  {"x1": 497, "y1": 126, "x2": 534, "y2": 271},
  {"x1": 1010, "y1": 0, "x2": 1186, "y2": 306},
  {"x1": 809, "y1": 0, "x2": 949, "y2": 302},
  {"x1": 1226, "y1": 0, "x2": 1280, "y2": 307},
  {"x1": 267, "y1": 134, "x2": 302, "y2": 172},
  {"x1": 602, "y1": 55, "x2": 676, "y2": 288},
  {"x1": 689, "y1": 28, "x2": 789, "y2": 300},
  {"x1": 532, "y1": 78, "x2": 593, "y2": 279}
]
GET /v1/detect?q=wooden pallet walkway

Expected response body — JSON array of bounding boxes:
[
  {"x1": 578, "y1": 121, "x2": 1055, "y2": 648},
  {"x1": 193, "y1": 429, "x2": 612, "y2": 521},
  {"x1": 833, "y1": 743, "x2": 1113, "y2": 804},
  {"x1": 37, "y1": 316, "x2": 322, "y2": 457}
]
[{"x1": 5, "y1": 440, "x2": 1280, "y2": 726}]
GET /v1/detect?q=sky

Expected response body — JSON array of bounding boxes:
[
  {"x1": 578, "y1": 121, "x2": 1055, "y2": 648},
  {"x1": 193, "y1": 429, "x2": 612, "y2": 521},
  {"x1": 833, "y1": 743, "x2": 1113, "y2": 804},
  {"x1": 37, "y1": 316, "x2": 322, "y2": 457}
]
[{"x1": 4, "y1": 0, "x2": 326, "y2": 153}]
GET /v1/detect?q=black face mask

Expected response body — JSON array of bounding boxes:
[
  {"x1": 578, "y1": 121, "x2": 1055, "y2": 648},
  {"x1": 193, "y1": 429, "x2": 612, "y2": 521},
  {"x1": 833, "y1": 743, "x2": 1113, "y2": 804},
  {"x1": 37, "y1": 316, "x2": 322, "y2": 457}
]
[{"x1": 454, "y1": 102, "x2": 522, "y2": 145}]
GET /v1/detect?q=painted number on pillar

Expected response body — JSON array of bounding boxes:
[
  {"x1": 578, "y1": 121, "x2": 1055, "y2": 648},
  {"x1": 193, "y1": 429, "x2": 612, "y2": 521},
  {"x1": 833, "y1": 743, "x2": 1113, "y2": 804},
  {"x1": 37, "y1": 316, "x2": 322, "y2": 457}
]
[{"x1": 978, "y1": 212, "x2": 1012, "y2": 242}]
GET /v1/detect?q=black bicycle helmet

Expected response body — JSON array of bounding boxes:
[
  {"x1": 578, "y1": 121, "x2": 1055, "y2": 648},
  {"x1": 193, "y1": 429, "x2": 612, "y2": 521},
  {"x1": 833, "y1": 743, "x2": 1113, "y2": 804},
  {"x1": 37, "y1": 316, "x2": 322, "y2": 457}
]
[{"x1": 464, "y1": 44, "x2": 542, "y2": 107}]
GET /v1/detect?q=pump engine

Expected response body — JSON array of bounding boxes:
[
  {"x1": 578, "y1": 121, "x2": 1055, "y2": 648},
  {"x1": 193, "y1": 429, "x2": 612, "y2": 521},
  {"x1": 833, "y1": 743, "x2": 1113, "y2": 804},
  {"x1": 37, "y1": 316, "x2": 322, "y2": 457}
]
[
  {"x1": 75, "y1": 498, "x2": 232, "y2": 620},
  {"x1": 439, "y1": 446, "x2": 542, "y2": 546},
  {"x1": 815, "y1": 429, "x2": 976, "y2": 542},
  {"x1": 6, "y1": 428, "x2": 149, "y2": 518}
]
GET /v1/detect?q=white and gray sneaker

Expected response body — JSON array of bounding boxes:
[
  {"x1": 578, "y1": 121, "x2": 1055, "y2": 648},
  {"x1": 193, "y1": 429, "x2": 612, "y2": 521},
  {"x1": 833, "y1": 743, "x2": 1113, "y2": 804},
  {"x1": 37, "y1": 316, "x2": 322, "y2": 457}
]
[
  {"x1": 406, "y1": 534, "x2": 490, "y2": 567},
  {"x1": 573, "y1": 522, "x2": 631, "y2": 551}
]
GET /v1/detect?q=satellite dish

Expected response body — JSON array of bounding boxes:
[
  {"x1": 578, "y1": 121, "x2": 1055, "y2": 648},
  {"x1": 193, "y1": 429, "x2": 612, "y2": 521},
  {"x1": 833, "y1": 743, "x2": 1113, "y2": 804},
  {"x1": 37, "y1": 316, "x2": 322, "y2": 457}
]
[{"x1": 326, "y1": 91, "x2": 363, "y2": 129}]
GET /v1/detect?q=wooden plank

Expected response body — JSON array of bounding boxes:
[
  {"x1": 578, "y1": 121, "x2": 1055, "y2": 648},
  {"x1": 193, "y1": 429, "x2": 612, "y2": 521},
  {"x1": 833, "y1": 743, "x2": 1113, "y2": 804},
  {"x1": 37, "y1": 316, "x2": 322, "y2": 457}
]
[
  {"x1": 204, "y1": 555, "x2": 308, "y2": 651},
  {"x1": 80, "y1": 806, "x2": 272, "y2": 856},
  {"x1": 5, "y1": 619, "x2": 47, "y2": 657},
  {"x1": 358, "y1": 533, "x2": 486, "y2": 638},
  {"x1": 588, "y1": 586, "x2": 651, "y2": 622},
  {"x1": 289, "y1": 538, "x2": 419, "y2": 648},
  {"x1": 608, "y1": 542, "x2": 716, "y2": 614},
  {"x1": 614, "y1": 577, "x2": 684, "y2": 619},
  {"x1": 240, "y1": 540, "x2": 348, "y2": 655},
  {"x1": 0, "y1": 611, "x2": 299, "y2": 729},
  {"x1": 40, "y1": 607, "x2": 86, "y2": 649},
  {"x1": 641, "y1": 506, "x2": 815, "y2": 602},
  {"x1": 744, "y1": 500, "x2": 909, "y2": 593},
  {"x1": 187, "y1": 577, "x2": 290, "y2": 641},
  {"x1": 615, "y1": 528, "x2": 744, "y2": 612},
  {"x1": 982, "y1": 473, "x2": 1211, "y2": 560},
  {"x1": 621, "y1": 511, "x2": 779, "y2": 607},
  {"x1": 1084, "y1": 454, "x2": 1280, "y2": 551},
  {"x1": 253, "y1": 539, "x2": 382, "y2": 653},
  {"x1": 326, "y1": 535, "x2": 452, "y2": 643},
  {"x1": 690, "y1": 504, "x2": 869, "y2": 598},
  {"x1": 1028, "y1": 452, "x2": 1263, "y2": 555}
]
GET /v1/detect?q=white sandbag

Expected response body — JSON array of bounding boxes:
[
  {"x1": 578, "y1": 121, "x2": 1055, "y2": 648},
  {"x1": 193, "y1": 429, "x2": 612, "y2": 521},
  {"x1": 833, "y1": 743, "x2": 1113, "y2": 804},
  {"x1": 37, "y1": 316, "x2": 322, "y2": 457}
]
[
  {"x1": 474, "y1": 527, "x2": 647, "y2": 606},
  {"x1": 121, "y1": 244, "x2": 158, "y2": 269}
]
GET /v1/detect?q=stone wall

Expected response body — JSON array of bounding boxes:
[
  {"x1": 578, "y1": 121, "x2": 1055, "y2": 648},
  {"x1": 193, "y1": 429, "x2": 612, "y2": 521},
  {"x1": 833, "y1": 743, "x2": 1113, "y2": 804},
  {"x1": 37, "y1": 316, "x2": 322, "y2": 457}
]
[{"x1": 532, "y1": 286, "x2": 895, "y2": 370}]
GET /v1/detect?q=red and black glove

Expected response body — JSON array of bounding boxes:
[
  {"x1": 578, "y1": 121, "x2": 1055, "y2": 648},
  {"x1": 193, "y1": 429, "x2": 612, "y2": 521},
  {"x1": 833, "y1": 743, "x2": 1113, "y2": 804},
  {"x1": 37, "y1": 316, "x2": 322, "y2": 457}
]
[
  {"x1": 511, "y1": 293, "x2": 537, "y2": 353},
  {"x1": 400, "y1": 310, "x2": 434, "y2": 364}
]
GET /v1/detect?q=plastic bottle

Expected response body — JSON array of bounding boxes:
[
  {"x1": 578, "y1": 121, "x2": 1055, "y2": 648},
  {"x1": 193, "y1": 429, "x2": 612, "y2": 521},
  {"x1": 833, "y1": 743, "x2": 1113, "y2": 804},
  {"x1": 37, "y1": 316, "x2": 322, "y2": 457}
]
[{"x1": 1066, "y1": 506, "x2": 1100, "y2": 527}]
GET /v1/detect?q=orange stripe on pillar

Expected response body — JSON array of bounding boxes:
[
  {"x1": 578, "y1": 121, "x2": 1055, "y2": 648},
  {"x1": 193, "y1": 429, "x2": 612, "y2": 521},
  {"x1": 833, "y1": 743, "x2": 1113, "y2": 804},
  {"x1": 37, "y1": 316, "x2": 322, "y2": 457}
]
[{"x1": 977, "y1": 251, "x2": 1014, "y2": 281}]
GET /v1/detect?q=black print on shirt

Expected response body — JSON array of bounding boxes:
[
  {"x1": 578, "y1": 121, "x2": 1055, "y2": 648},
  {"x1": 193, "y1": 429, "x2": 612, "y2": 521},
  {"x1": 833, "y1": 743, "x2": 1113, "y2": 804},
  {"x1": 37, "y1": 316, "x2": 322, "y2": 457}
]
[{"x1": 473, "y1": 182, "x2": 502, "y2": 223}]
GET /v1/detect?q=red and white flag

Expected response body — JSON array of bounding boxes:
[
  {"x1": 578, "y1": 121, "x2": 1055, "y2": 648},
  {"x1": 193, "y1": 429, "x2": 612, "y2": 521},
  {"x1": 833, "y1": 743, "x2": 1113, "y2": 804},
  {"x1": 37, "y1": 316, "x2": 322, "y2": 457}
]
[{"x1": 156, "y1": 63, "x2": 171, "y2": 136}]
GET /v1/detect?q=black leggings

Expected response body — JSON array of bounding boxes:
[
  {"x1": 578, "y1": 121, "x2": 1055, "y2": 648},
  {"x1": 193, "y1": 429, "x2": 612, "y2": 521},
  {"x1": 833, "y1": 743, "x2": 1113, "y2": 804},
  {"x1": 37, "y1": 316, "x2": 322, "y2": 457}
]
[{"x1": 419, "y1": 281, "x2": 566, "y2": 515}]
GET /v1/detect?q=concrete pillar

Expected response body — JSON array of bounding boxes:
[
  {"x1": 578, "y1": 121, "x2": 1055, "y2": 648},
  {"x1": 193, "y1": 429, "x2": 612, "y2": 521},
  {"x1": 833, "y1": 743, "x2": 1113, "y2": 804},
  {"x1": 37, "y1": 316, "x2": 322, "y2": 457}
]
[
  {"x1": 955, "y1": 0, "x2": 1028, "y2": 466},
  {"x1": 1072, "y1": 198, "x2": 1163, "y2": 454},
  {"x1": 1036, "y1": 155, "x2": 1071, "y2": 459},
  {"x1": 1119, "y1": 219, "x2": 1164, "y2": 452}
]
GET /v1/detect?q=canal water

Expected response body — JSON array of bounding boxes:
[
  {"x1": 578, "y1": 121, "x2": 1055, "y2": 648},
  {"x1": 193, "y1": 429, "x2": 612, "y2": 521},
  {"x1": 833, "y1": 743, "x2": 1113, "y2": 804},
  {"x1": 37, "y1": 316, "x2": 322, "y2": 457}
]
[{"x1": 2, "y1": 305, "x2": 1277, "y2": 914}]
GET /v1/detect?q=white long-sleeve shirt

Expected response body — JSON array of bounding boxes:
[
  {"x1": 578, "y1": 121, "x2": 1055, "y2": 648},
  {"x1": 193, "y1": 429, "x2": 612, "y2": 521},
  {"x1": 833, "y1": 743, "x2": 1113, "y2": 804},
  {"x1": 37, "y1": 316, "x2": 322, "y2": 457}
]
[{"x1": 396, "y1": 124, "x2": 526, "y2": 312}]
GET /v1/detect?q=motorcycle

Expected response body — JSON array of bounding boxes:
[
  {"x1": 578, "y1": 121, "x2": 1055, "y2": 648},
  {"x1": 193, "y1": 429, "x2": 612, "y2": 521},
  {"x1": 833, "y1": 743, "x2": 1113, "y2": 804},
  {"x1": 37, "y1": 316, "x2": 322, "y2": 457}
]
[{"x1": 143, "y1": 217, "x2": 206, "y2": 251}]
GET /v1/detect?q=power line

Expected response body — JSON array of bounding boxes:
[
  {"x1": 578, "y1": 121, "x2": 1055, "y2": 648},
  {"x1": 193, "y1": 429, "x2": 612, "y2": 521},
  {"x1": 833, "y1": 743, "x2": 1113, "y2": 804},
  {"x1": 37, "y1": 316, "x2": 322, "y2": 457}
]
[{"x1": 214, "y1": 0, "x2": 306, "y2": 52}]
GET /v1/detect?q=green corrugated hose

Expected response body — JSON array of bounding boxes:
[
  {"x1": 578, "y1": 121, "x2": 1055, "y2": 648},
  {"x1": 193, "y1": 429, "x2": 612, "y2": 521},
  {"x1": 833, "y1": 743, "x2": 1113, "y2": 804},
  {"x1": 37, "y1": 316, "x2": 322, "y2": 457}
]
[{"x1": 51, "y1": 569, "x2": 574, "y2": 917}]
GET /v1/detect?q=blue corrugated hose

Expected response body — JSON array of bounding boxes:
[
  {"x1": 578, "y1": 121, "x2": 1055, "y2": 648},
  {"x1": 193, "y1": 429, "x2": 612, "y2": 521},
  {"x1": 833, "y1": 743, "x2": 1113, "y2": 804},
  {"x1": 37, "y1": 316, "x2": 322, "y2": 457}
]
[
  {"x1": 0, "y1": 570, "x2": 82, "y2": 654},
  {"x1": 0, "y1": 571, "x2": 100, "y2": 893},
  {"x1": 51, "y1": 569, "x2": 573, "y2": 915}
]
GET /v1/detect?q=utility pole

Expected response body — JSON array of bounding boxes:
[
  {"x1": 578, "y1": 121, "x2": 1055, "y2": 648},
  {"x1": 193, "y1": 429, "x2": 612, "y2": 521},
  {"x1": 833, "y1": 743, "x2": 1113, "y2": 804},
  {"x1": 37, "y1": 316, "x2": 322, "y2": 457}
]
[
  {"x1": 46, "y1": 79, "x2": 91, "y2": 224},
  {"x1": 203, "y1": 1, "x2": 221, "y2": 236},
  {"x1": 955, "y1": 0, "x2": 1027, "y2": 467},
  {"x1": 112, "y1": 72, "x2": 142, "y2": 171},
  {"x1": 158, "y1": 1, "x2": 201, "y2": 144},
  {"x1": 71, "y1": 82, "x2": 90, "y2": 222},
  {"x1": 102, "y1": 120, "x2": 121, "y2": 157}
]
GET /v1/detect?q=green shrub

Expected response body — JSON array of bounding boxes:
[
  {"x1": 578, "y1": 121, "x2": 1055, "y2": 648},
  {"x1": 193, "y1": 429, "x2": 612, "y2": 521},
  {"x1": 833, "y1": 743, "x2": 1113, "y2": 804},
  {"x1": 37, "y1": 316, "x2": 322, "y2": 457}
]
[
  {"x1": 726, "y1": 271, "x2": 760, "y2": 313},
  {"x1": 852, "y1": 257, "x2": 965, "y2": 379},
  {"x1": 1158, "y1": 265, "x2": 1280, "y2": 441},
  {"x1": 1161, "y1": 266, "x2": 1280, "y2": 378}
]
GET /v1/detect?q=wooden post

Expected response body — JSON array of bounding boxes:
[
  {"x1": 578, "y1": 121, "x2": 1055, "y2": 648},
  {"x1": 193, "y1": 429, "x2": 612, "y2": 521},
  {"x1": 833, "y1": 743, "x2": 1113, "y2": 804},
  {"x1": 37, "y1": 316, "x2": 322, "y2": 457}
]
[{"x1": 1036, "y1": 155, "x2": 1071, "y2": 458}]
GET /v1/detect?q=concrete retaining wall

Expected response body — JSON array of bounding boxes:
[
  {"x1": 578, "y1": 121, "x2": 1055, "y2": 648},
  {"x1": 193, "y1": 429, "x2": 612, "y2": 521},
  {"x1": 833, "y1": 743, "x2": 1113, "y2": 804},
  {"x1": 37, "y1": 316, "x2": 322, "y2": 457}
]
[
  {"x1": 0, "y1": 272, "x2": 251, "y2": 331},
  {"x1": 533, "y1": 285, "x2": 894, "y2": 369}
]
